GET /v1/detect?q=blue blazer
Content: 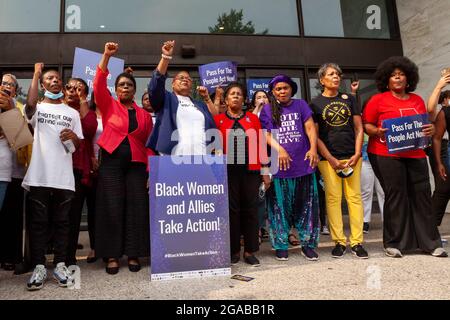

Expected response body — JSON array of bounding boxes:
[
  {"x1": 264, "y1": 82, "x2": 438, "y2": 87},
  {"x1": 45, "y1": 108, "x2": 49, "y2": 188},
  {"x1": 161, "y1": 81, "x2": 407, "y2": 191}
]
[{"x1": 146, "y1": 70, "x2": 216, "y2": 154}]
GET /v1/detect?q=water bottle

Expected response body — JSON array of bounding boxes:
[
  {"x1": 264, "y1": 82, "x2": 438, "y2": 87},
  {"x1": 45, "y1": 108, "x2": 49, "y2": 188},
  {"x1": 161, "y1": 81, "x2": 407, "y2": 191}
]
[
  {"x1": 258, "y1": 182, "x2": 266, "y2": 200},
  {"x1": 62, "y1": 139, "x2": 76, "y2": 154}
]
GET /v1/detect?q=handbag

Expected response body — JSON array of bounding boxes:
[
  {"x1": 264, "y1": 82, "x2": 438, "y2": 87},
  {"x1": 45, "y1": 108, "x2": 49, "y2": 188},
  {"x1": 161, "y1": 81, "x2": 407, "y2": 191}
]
[{"x1": 0, "y1": 107, "x2": 34, "y2": 151}]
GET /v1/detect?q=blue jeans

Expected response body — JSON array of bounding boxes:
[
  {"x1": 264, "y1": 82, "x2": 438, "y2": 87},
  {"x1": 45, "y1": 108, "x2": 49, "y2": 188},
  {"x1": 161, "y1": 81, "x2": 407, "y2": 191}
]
[{"x1": 0, "y1": 181, "x2": 8, "y2": 210}]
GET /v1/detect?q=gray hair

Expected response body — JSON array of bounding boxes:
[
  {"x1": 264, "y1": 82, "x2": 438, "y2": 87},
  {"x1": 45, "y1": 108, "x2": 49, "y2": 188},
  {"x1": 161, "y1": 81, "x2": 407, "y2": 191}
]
[
  {"x1": 2, "y1": 73, "x2": 19, "y2": 89},
  {"x1": 317, "y1": 63, "x2": 343, "y2": 80}
]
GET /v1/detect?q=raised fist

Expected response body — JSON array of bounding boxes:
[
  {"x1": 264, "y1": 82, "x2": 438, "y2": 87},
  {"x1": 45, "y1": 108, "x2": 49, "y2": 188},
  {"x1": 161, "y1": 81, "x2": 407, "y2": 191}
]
[
  {"x1": 34, "y1": 62, "x2": 44, "y2": 77},
  {"x1": 104, "y1": 42, "x2": 119, "y2": 57},
  {"x1": 162, "y1": 40, "x2": 175, "y2": 56},
  {"x1": 196, "y1": 86, "x2": 209, "y2": 99}
]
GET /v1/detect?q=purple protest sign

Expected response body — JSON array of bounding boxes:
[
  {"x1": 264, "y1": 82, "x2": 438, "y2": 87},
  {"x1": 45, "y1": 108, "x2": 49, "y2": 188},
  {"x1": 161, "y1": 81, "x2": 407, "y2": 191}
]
[
  {"x1": 149, "y1": 155, "x2": 230, "y2": 281},
  {"x1": 72, "y1": 47, "x2": 124, "y2": 99},
  {"x1": 198, "y1": 61, "x2": 238, "y2": 93},
  {"x1": 246, "y1": 78, "x2": 271, "y2": 99}
]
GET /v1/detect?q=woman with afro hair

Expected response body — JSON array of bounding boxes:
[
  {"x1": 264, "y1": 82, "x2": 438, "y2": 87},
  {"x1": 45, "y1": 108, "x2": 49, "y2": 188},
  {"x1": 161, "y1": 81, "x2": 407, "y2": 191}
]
[{"x1": 362, "y1": 56, "x2": 447, "y2": 258}]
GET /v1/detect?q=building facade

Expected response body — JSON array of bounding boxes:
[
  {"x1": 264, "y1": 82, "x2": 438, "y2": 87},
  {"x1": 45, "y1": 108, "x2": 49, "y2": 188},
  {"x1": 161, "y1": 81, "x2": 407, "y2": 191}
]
[{"x1": 0, "y1": 0, "x2": 403, "y2": 106}]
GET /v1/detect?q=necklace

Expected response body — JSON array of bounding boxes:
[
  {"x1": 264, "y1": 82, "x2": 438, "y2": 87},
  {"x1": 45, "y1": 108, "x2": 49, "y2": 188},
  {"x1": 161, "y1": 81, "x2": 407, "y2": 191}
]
[{"x1": 227, "y1": 110, "x2": 244, "y2": 119}]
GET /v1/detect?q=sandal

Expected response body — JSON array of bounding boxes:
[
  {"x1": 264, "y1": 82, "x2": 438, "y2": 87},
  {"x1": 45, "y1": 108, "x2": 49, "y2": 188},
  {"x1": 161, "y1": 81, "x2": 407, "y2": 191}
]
[{"x1": 288, "y1": 233, "x2": 300, "y2": 247}]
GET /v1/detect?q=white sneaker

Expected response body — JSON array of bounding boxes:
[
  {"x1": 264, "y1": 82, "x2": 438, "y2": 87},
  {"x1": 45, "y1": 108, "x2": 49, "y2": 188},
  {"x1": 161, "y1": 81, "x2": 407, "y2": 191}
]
[
  {"x1": 385, "y1": 247, "x2": 402, "y2": 258},
  {"x1": 27, "y1": 264, "x2": 47, "y2": 291},
  {"x1": 320, "y1": 226, "x2": 330, "y2": 235},
  {"x1": 431, "y1": 247, "x2": 448, "y2": 257},
  {"x1": 53, "y1": 262, "x2": 74, "y2": 287}
]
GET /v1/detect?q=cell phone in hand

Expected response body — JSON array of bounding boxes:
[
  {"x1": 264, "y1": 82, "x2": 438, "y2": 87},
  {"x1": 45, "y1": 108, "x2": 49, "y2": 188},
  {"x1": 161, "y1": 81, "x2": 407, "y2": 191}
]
[
  {"x1": 441, "y1": 68, "x2": 450, "y2": 77},
  {"x1": 350, "y1": 73, "x2": 359, "y2": 83}
]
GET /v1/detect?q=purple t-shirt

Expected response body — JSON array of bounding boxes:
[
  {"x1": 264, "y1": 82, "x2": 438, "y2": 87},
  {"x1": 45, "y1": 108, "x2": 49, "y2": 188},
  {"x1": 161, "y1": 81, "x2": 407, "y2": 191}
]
[{"x1": 259, "y1": 99, "x2": 315, "y2": 179}]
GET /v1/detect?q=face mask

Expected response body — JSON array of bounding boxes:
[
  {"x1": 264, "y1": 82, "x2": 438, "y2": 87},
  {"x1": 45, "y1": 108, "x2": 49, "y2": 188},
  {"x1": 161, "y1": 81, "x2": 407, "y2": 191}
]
[{"x1": 44, "y1": 90, "x2": 64, "y2": 100}]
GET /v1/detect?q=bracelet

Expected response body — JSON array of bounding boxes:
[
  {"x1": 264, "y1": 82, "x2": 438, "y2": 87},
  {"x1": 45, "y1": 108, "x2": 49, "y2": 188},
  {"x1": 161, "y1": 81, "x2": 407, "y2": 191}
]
[{"x1": 161, "y1": 54, "x2": 172, "y2": 60}]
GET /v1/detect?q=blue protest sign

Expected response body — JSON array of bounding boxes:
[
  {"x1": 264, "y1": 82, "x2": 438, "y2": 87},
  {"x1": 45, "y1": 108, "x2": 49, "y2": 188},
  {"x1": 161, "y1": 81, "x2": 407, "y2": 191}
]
[
  {"x1": 246, "y1": 79, "x2": 271, "y2": 99},
  {"x1": 149, "y1": 155, "x2": 230, "y2": 281},
  {"x1": 382, "y1": 114, "x2": 430, "y2": 154},
  {"x1": 198, "y1": 61, "x2": 237, "y2": 93},
  {"x1": 72, "y1": 47, "x2": 125, "y2": 99}
]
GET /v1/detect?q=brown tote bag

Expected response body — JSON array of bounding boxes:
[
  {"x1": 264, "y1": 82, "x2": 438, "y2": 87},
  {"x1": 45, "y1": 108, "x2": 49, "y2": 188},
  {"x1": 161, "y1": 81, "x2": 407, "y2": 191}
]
[{"x1": 0, "y1": 108, "x2": 33, "y2": 151}]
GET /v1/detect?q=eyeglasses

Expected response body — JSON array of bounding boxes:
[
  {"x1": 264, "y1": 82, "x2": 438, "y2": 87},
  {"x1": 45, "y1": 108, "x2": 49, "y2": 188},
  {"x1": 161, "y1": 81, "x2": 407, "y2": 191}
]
[
  {"x1": 174, "y1": 76, "x2": 193, "y2": 82},
  {"x1": 64, "y1": 84, "x2": 77, "y2": 91},
  {"x1": 1, "y1": 81, "x2": 16, "y2": 88}
]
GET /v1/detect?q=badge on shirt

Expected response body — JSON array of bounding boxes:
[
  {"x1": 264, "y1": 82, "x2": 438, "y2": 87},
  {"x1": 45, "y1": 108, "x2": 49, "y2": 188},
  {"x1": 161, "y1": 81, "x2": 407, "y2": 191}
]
[{"x1": 341, "y1": 94, "x2": 348, "y2": 100}]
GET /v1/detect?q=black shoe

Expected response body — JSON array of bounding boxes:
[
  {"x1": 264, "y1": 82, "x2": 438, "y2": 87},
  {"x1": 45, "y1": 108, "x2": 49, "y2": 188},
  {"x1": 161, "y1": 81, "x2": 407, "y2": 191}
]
[
  {"x1": 231, "y1": 254, "x2": 240, "y2": 265},
  {"x1": 128, "y1": 258, "x2": 141, "y2": 272},
  {"x1": 2, "y1": 263, "x2": 15, "y2": 271},
  {"x1": 351, "y1": 244, "x2": 369, "y2": 259},
  {"x1": 105, "y1": 259, "x2": 119, "y2": 275},
  {"x1": 331, "y1": 244, "x2": 346, "y2": 258},
  {"x1": 363, "y1": 222, "x2": 370, "y2": 234},
  {"x1": 260, "y1": 228, "x2": 269, "y2": 239},
  {"x1": 301, "y1": 247, "x2": 319, "y2": 261},
  {"x1": 86, "y1": 257, "x2": 98, "y2": 264},
  {"x1": 244, "y1": 255, "x2": 260, "y2": 267},
  {"x1": 13, "y1": 262, "x2": 32, "y2": 275}
]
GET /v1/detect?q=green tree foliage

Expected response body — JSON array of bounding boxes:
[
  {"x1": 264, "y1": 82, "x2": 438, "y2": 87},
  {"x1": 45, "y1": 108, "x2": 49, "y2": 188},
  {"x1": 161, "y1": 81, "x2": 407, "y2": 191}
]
[{"x1": 208, "y1": 9, "x2": 268, "y2": 35}]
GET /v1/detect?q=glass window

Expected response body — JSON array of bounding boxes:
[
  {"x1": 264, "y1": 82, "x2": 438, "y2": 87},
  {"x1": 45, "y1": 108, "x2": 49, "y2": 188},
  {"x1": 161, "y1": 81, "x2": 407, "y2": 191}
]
[
  {"x1": 65, "y1": 0, "x2": 299, "y2": 35},
  {"x1": 301, "y1": 0, "x2": 392, "y2": 39},
  {"x1": 247, "y1": 77, "x2": 302, "y2": 100},
  {"x1": 15, "y1": 79, "x2": 32, "y2": 105},
  {"x1": 0, "y1": 0, "x2": 60, "y2": 32}
]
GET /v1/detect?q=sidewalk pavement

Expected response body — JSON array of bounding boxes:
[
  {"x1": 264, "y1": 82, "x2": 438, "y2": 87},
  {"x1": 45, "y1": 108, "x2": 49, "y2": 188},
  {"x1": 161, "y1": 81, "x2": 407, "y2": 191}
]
[{"x1": 1, "y1": 213, "x2": 450, "y2": 300}]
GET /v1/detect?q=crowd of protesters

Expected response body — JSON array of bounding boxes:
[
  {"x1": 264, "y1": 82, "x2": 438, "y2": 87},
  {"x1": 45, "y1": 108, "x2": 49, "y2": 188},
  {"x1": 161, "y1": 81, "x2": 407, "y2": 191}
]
[{"x1": 0, "y1": 40, "x2": 449, "y2": 291}]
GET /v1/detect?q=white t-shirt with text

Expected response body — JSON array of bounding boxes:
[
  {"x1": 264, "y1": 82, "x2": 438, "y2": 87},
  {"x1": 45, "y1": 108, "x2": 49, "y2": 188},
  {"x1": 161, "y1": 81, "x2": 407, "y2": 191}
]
[{"x1": 22, "y1": 102, "x2": 83, "y2": 191}]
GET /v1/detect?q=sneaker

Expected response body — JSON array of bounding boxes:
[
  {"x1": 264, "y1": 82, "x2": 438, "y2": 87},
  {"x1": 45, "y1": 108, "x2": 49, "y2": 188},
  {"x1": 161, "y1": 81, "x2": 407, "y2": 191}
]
[
  {"x1": 260, "y1": 228, "x2": 269, "y2": 239},
  {"x1": 351, "y1": 244, "x2": 369, "y2": 259},
  {"x1": 53, "y1": 262, "x2": 74, "y2": 287},
  {"x1": 431, "y1": 247, "x2": 448, "y2": 257},
  {"x1": 320, "y1": 225, "x2": 330, "y2": 235},
  {"x1": 385, "y1": 247, "x2": 402, "y2": 258},
  {"x1": 275, "y1": 249, "x2": 289, "y2": 261},
  {"x1": 301, "y1": 247, "x2": 319, "y2": 261},
  {"x1": 244, "y1": 255, "x2": 260, "y2": 267},
  {"x1": 363, "y1": 222, "x2": 370, "y2": 234},
  {"x1": 331, "y1": 244, "x2": 346, "y2": 258},
  {"x1": 231, "y1": 255, "x2": 240, "y2": 265},
  {"x1": 27, "y1": 264, "x2": 47, "y2": 291}
]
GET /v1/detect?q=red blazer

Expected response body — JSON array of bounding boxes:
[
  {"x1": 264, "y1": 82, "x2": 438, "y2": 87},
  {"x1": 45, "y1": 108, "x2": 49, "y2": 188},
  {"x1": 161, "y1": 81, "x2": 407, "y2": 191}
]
[
  {"x1": 214, "y1": 112, "x2": 266, "y2": 171},
  {"x1": 94, "y1": 67, "x2": 152, "y2": 165}
]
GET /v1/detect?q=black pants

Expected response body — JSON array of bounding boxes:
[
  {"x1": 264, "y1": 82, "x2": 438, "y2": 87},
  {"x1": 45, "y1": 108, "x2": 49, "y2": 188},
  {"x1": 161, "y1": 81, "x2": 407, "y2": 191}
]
[
  {"x1": 0, "y1": 178, "x2": 24, "y2": 265},
  {"x1": 29, "y1": 187, "x2": 74, "y2": 267},
  {"x1": 369, "y1": 154, "x2": 441, "y2": 252},
  {"x1": 428, "y1": 140, "x2": 450, "y2": 226},
  {"x1": 315, "y1": 171, "x2": 327, "y2": 228},
  {"x1": 86, "y1": 175, "x2": 97, "y2": 250},
  {"x1": 95, "y1": 146, "x2": 149, "y2": 259},
  {"x1": 228, "y1": 165, "x2": 260, "y2": 256},
  {"x1": 66, "y1": 170, "x2": 91, "y2": 265}
]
